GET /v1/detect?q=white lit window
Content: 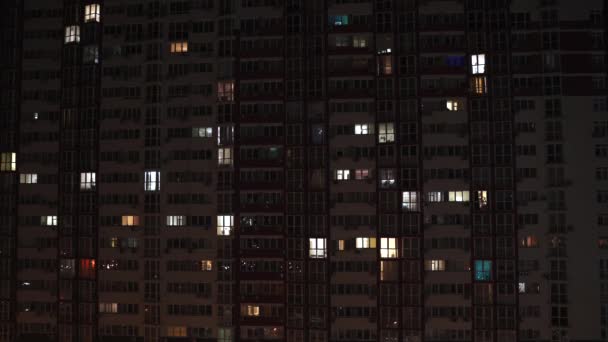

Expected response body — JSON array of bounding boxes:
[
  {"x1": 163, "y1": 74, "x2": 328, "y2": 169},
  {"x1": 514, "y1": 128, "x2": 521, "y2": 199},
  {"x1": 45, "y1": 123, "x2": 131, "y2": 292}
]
[
  {"x1": 247, "y1": 305, "x2": 260, "y2": 316},
  {"x1": 446, "y1": 100, "x2": 459, "y2": 111},
  {"x1": 427, "y1": 191, "x2": 443, "y2": 202},
  {"x1": 144, "y1": 171, "x2": 160, "y2": 191},
  {"x1": 170, "y1": 41, "x2": 188, "y2": 53},
  {"x1": 167, "y1": 327, "x2": 187, "y2": 337},
  {"x1": 518, "y1": 282, "x2": 526, "y2": 293},
  {"x1": 336, "y1": 169, "x2": 350, "y2": 180},
  {"x1": 354, "y1": 124, "x2": 372, "y2": 135},
  {"x1": 218, "y1": 148, "x2": 233, "y2": 166},
  {"x1": 353, "y1": 36, "x2": 368, "y2": 48},
  {"x1": 83, "y1": 45, "x2": 99, "y2": 64},
  {"x1": 471, "y1": 54, "x2": 486, "y2": 74},
  {"x1": 0, "y1": 152, "x2": 16, "y2": 171},
  {"x1": 424, "y1": 259, "x2": 446, "y2": 271},
  {"x1": 356, "y1": 237, "x2": 376, "y2": 249},
  {"x1": 380, "y1": 169, "x2": 395, "y2": 188},
  {"x1": 378, "y1": 123, "x2": 395, "y2": 143},
  {"x1": 309, "y1": 238, "x2": 327, "y2": 259},
  {"x1": 19, "y1": 173, "x2": 37, "y2": 184},
  {"x1": 41, "y1": 216, "x2": 57, "y2": 226},
  {"x1": 380, "y1": 238, "x2": 398, "y2": 258},
  {"x1": 402, "y1": 191, "x2": 419, "y2": 211},
  {"x1": 121, "y1": 215, "x2": 139, "y2": 227},
  {"x1": 98, "y1": 303, "x2": 118, "y2": 313},
  {"x1": 84, "y1": 4, "x2": 101, "y2": 22},
  {"x1": 217, "y1": 215, "x2": 234, "y2": 236},
  {"x1": 80, "y1": 172, "x2": 96, "y2": 190},
  {"x1": 201, "y1": 260, "x2": 213, "y2": 271},
  {"x1": 355, "y1": 169, "x2": 370, "y2": 180},
  {"x1": 476, "y1": 190, "x2": 488, "y2": 208},
  {"x1": 64, "y1": 26, "x2": 80, "y2": 44},
  {"x1": 217, "y1": 81, "x2": 235, "y2": 102},
  {"x1": 448, "y1": 191, "x2": 470, "y2": 202},
  {"x1": 338, "y1": 240, "x2": 345, "y2": 251},
  {"x1": 167, "y1": 215, "x2": 186, "y2": 226},
  {"x1": 193, "y1": 127, "x2": 213, "y2": 138}
]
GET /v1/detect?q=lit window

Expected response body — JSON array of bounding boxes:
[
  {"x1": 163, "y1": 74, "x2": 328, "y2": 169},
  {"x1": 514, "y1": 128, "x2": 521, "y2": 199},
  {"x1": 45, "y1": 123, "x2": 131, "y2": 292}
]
[
  {"x1": 330, "y1": 15, "x2": 349, "y2": 26},
  {"x1": 474, "y1": 260, "x2": 492, "y2": 281},
  {"x1": 217, "y1": 81, "x2": 235, "y2": 102},
  {"x1": 218, "y1": 148, "x2": 233, "y2": 166},
  {"x1": 446, "y1": 100, "x2": 459, "y2": 111},
  {"x1": 84, "y1": 4, "x2": 101, "y2": 22},
  {"x1": 402, "y1": 191, "x2": 419, "y2": 211},
  {"x1": 83, "y1": 45, "x2": 99, "y2": 64},
  {"x1": 218, "y1": 329, "x2": 232, "y2": 342},
  {"x1": 201, "y1": 260, "x2": 213, "y2": 271},
  {"x1": 378, "y1": 123, "x2": 395, "y2": 143},
  {"x1": 309, "y1": 238, "x2": 327, "y2": 259},
  {"x1": 380, "y1": 169, "x2": 395, "y2": 188},
  {"x1": 355, "y1": 169, "x2": 370, "y2": 180},
  {"x1": 476, "y1": 190, "x2": 488, "y2": 208},
  {"x1": 356, "y1": 237, "x2": 376, "y2": 249},
  {"x1": 109, "y1": 238, "x2": 119, "y2": 248},
  {"x1": 471, "y1": 54, "x2": 486, "y2": 74},
  {"x1": 217, "y1": 215, "x2": 234, "y2": 236},
  {"x1": 247, "y1": 305, "x2": 260, "y2": 316},
  {"x1": 0, "y1": 152, "x2": 16, "y2": 171},
  {"x1": 338, "y1": 240, "x2": 345, "y2": 251},
  {"x1": 167, "y1": 327, "x2": 187, "y2": 337},
  {"x1": 41, "y1": 216, "x2": 57, "y2": 226},
  {"x1": 167, "y1": 215, "x2": 186, "y2": 227},
  {"x1": 336, "y1": 169, "x2": 350, "y2": 180},
  {"x1": 448, "y1": 191, "x2": 470, "y2": 202},
  {"x1": 518, "y1": 282, "x2": 526, "y2": 293},
  {"x1": 170, "y1": 41, "x2": 188, "y2": 53},
  {"x1": 144, "y1": 171, "x2": 160, "y2": 191},
  {"x1": 380, "y1": 238, "x2": 398, "y2": 258},
  {"x1": 193, "y1": 127, "x2": 213, "y2": 138},
  {"x1": 121, "y1": 215, "x2": 139, "y2": 227},
  {"x1": 80, "y1": 172, "x2": 96, "y2": 190},
  {"x1": 99, "y1": 303, "x2": 118, "y2": 313},
  {"x1": 521, "y1": 235, "x2": 539, "y2": 248},
  {"x1": 19, "y1": 173, "x2": 37, "y2": 184},
  {"x1": 64, "y1": 26, "x2": 80, "y2": 44},
  {"x1": 472, "y1": 76, "x2": 487, "y2": 94},
  {"x1": 354, "y1": 124, "x2": 372, "y2": 135},
  {"x1": 378, "y1": 55, "x2": 392, "y2": 75},
  {"x1": 424, "y1": 259, "x2": 446, "y2": 271},
  {"x1": 353, "y1": 36, "x2": 368, "y2": 48},
  {"x1": 427, "y1": 191, "x2": 443, "y2": 202}
]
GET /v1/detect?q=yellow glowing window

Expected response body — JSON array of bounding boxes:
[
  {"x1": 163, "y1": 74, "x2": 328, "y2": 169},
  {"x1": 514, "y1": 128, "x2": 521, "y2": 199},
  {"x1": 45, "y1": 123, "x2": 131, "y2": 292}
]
[
  {"x1": 170, "y1": 41, "x2": 188, "y2": 53},
  {"x1": 247, "y1": 305, "x2": 260, "y2": 316},
  {"x1": 0, "y1": 152, "x2": 16, "y2": 171},
  {"x1": 338, "y1": 240, "x2": 345, "y2": 251},
  {"x1": 121, "y1": 215, "x2": 140, "y2": 226},
  {"x1": 472, "y1": 76, "x2": 487, "y2": 94},
  {"x1": 380, "y1": 238, "x2": 398, "y2": 258},
  {"x1": 84, "y1": 4, "x2": 101, "y2": 22},
  {"x1": 201, "y1": 260, "x2": 213, "y2": 271}
]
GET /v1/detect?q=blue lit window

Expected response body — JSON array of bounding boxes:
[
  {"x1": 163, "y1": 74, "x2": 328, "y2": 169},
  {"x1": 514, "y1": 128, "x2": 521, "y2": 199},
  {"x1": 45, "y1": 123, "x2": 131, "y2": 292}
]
[
  {"x1": 329, "y1": 15, "x2": 349, "y2": 26},
  {"x1": 474, "y1": 260, "x2": 492, "y2": 281},
  {"x1": 446, "y1": 55, "x2": 465, "y2": 67}
]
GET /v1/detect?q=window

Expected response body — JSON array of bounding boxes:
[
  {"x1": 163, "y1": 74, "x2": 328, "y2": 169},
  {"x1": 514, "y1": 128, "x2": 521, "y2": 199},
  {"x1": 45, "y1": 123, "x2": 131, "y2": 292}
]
[
  {"x1": 167, "y1": 215, "x2": 186, "y2": 227},
  {"x1": 355, "y1": 169, "x2": 370, "y2": 180},
  {"x1": 330, "y1": 15, "x2": 349, "y2": 26},
  {"x1": 427, "y1": 191, "x2": 443, "y2": 202},
  {"x1": 84, "y1": 4, "x2": 101, "y2": 22},
  {"x1": 201, "y1": 260, "x2": 213, "y2": 271},
  {"x1": 380, "y1": 169, "x2": 395, "y2": 188},
  {"x1": 83, "y1": 46, "x2": 99, "y2": 64},
  {"x1": 170, "y1": 41, "x2": 188, "y2": 53},
  {"x1": 476, "y1": 190, "x2": 488, "y2": 208},
  {"x1": 309, "y1": 238, "x2": 327, "y2": 258},
  {"x1": 193, "y1": 127, "x2": 213, "y2": 138},
  {"x1": 99, "y1": 303, "x2": 118, "y2": 313},
  {"x1": 355, "y1": 124, "x2": 372, "y2": 135},
  {"x1": 218, "y1": 148, "x2": 233, "y2": 166},
  {"x1": 0, "y1": 152, "x2": 16, "y2": 171},
  {"x1": 338, "y1": 240, "x2": 345, "y2": 251},
  {"x1": 402, "y1": 191, "x2": 419, "y2": 211},
  {"x1": 472, "y1": 76, "x2": 487, "y2": 94},
  {"x1": 448, "y1": 191, "x2": 469, "y2": 202},
  {"x1": 471, "y1": 54, "x2": 486, "y2": 74},
  {"x1": 380, "y1": 238, "x2": 398, "y2": 258},
  {"x1": 217, "y1": 81, "x2": 235, "y2": 101},
  {"x1": 167, "y1": 326, "x2": 187, "y2": 337},
  {"x1": 64, "y1": 26, "x2": 80, "y2": 43},
  {"x1": 336, "y1": 169, "x2": 350, "y2": 180},
  {"x1": 246, "y1": 305, "x2": 260, "y2": 316},
  {"x1": 378, "y1": 123, "x2": 395, "y2": 143},
  {"x1": 353, "y1": 35, "x2": 368, "y2": 48},
  {"x1": 19, "y1": 173, "x2": 37, "y2": 184},
  {"x1": 121, "y1": 215, "x2": 140, "y2": 227},
  {"x1": 144, "y1": 171, "x2": 160, "y2": 191},
  {"x1": 424, "y1": 259, "x2": 446, "y2": 271},
  {"x1": 474, "y1": 260, "x2": 492, "y2": 281},
  {"x1": 80, "y1": 172, "x2": 96, "y2": 190},
  {"x1": 217, "y1": 215, "x2": 234, "y2": 236},
  {"x1": 446, "y1": 100, "x2": 459, "y2": 111},
  {"x1": 521, "y1": 235, "x2": 538, "y2": 248},
  {"x1": 356, "y1": 237, "x2": 376, "y2": 249},
  {"x1": 41, "y1": 216, "x2": 57, "y2": 226}
]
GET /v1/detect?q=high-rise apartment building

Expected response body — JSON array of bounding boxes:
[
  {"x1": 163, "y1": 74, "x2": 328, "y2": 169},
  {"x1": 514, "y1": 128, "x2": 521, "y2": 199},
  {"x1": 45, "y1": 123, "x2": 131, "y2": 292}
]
[{"x1": 1, "y1": 0, "x2": 607, "y2": 341}]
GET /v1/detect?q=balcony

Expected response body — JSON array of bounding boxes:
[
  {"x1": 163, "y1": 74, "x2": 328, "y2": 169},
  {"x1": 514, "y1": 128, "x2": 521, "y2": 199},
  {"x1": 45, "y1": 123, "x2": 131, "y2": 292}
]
[
  {"x1": 240, "y1": 202, "x2": 284, "y2": 212},
  {"x1": 240, "y1": 112, "x2": 283, "y2": 124},
  {"x1": 240, "y1": 181, "x2": 283, "y2": 191},
  {"x1": 240, "y1": 91, "x2": 284, "y2": 101},
  {"x1": 240, "y1": 271, "x2": 284, "y2": 281},
  {"x1": 239, "y1": 294, "x2": 284, "y2": 303},
  {"x1": 328, "y1": 23, "x2": 373, "y2": 34},
  {"x1": 328, "y1": 88, "x2": 375, "y2": 99},
  {"x1": 241, "y1": 248, "x2": 284, "y2": 258},
  {"x1": 240, "y1": 47, "x2": 283, "y2": 58},
  {"x1": 240, "y1": 225, "x2": 283, "y2": 235}
]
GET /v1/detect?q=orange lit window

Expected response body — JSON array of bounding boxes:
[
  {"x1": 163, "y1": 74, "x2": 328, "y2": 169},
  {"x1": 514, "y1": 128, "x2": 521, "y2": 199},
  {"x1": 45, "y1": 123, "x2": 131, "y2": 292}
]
[
  {"x1": 472, "y1": 76, "x2": 487, "y2": 94},
  {"x1": 521, "y1": 236, "x2": 538, "y2": 248},
  {"x1": 170, "y1": 41, "x2": 188, "y2": 53},
  {"x1": 80, "y1": 259, "x2": 96, "y2": 278},
  {"x1": 121, "y1": 215, "x2": 140, "y2": 226}
]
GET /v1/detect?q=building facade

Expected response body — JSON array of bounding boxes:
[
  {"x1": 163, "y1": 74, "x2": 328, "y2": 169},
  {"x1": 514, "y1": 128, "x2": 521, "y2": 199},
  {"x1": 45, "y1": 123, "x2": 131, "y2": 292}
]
[{"x1": 0, "y1": 0, "x2": 607, "y2": 341}]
